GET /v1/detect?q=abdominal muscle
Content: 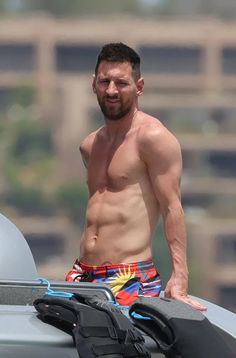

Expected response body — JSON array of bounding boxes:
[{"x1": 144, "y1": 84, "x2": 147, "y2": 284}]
[{"x1": 79, "y1": 184, "x2": 160, "y2": 265}]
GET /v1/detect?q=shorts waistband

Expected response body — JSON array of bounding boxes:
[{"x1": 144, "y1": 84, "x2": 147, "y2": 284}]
[{"x1": 77, "y1": 259, "x2": 155, "y2": 272}]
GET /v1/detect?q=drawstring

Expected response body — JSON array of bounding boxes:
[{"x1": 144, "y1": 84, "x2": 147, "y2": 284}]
[{"x1": 36, "y1": 277, "x2": 74, "y2": 298}]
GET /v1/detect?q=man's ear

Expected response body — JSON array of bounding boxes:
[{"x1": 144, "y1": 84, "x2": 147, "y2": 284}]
[
  {"x1": 136, "y1": 77, "x2": 144, "y2": 96},
  {"x1": 92, "y1": 74, "x2": 96, "y2": 93}
]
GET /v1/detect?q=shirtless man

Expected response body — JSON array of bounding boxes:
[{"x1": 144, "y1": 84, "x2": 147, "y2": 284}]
[{"x1": 66, "y1": 42, "x2": 206, "y2": 310}]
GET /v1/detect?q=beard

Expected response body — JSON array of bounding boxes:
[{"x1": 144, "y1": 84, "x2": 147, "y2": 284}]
[{"x1": 97, "y1": 95, "x2": 132, "y2": 121}]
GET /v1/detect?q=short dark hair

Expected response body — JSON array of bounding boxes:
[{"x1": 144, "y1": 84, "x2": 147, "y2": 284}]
[{"x1": 95, "y1": 42, "x2": 141, "y2": 79}]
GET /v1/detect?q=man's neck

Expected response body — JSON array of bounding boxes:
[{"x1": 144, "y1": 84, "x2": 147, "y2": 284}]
[{"x1": 104, "y1": 108, "x2": 139, "y2": 140}]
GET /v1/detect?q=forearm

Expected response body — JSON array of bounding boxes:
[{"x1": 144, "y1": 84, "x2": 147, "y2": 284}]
[
  {"x1": 162, "y1": 203, "x2": 207, "y2": 310},
  {"x1": 163, "y1": 203, "x2": 189, "y2": 279}
]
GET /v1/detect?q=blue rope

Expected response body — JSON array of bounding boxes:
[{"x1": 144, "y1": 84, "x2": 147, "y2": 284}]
[
  {"x1": 36, "y1": 277, "x2": 74, "y2": 298},
  {"x1": 131, "y1": 311, "x2": 151, "y2": 320},
  {"x1": 112, "y1": 301, "x2": 151, "y2": 320}
]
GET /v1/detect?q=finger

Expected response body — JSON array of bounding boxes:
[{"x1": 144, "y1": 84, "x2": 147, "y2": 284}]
[
  {"x1": 164, "y1": 289, "x2": 171, "y2": 298},
  {"x1": 163, "y1": 290, "x2": 208, "y2": 311},
  {"x1": 190, "y1": 300, "x2": 207, "y2": 311},
  {"x1": 178, "y1": 296, "x2": 207, "y2": 311}
]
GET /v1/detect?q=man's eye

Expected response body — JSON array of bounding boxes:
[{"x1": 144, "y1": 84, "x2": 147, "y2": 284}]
[{"x1": 99, "y1": 79, "x2": 109, "y2": 84}]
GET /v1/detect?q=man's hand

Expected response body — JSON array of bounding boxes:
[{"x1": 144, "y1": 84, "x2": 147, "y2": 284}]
[{"x1": 164, "y1": 274, "x2": 207, "y2": 311}]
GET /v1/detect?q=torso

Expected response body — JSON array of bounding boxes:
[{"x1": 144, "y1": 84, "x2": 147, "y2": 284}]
[{"x1": 79, "y1": 112, "x2": 162, "y2": 265}]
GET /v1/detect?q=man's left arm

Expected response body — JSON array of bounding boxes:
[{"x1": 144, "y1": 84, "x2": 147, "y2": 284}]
[{"x1": 139, "y1": 125, "x2": 207, "y2": 311}]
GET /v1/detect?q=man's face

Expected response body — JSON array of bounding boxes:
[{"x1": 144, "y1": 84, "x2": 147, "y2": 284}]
[{"x1": 93, "y1": 61, "x2": 142, "y2": 121}]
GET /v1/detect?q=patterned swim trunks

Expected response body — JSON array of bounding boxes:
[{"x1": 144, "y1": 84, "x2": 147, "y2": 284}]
[{"x1": 65, "y1": 259, "x2": 162, "y2": 306}]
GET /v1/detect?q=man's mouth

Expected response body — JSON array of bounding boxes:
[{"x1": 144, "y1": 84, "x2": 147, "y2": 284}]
[{"x1": 106, "y1": 97, "x2": 119, "y2": 103}]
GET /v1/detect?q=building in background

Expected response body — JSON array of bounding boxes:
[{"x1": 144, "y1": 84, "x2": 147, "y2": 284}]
[{"x1": 0, "y1": 16, "x2": 235, "y2": 311}]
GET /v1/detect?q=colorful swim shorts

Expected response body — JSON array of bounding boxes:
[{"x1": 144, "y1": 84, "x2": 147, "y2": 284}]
[{"x1": 65, "y1": 259, "x2": 162, "y2": 306}]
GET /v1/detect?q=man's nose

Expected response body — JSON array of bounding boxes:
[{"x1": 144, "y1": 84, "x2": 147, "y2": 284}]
[{"x1": 106, "y1": 81, "x2": 118, "y2": 95}]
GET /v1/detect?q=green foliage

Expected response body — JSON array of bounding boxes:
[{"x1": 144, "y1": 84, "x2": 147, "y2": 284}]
[
  {"x1": 1, "y1": 0, "x2": 235, "y2": 19},
  {"x1": 188, "y1": 259, "x2": 203, "y2": 295},
  {"x1": 0, "y1": 106, "x2": 89, "y2": 221},
  {"x1": 0, "y1": 0, "x2": 166, "y2": 17},
  {"x1": 152, "y1": 222, "x2": 202, "y2": 295},
  {"x1": 56, "y1": 182, "x2": 88, "y2": 224},
  {"x1": 11, "y1": 86, "x2": 35, "y2": 107},
  {"x1": 9, "y1": 119, "x2": 53, "y2": 164},
  {"x1": 0, "y1": 121, "x2": 11, "y2": 153},
  {"x1": 4, "y1": 185, "x2": 55, "y2": 215},
  {"x1": 152, "y1": 222, "x2": 171, "y2": 287},
  {"x1": 0, "y1": 109, "x2": 56, "y2": 216}
]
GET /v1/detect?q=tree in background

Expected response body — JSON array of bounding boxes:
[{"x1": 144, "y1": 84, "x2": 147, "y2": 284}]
[
  {"x1": 2, "y1": 0, "x2": 236, "y2": 19},
  {"x1": 0, "y1": 0, "x2": 160, "y2": 17},
  {"x1": 0, "y1": 86, "x2": 89, "y2": 223}
]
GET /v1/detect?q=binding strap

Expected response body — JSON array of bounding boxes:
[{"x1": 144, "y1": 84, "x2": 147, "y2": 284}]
[
  {"x1": 34, "y1": 293, "x2": 150, "y2": 357},
  {"x1": 129, "y1": 296, "x2": 235, "y2": 358}
]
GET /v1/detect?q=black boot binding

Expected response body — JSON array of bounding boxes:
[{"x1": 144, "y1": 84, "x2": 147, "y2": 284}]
[
  {"x1": 129, "y1": 296, "x2": 235, "y2": 358},
  {"x1": 34, "y1": 293, "x2": 151, "y2": 358}
]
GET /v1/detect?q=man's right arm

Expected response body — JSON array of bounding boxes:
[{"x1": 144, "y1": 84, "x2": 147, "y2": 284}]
[
  {"x1": 79, "y1": 133, "x2": 95, "y2": 169},
  {"x1": 80, "y1": 142, "x2": 89, "y2": 169}
]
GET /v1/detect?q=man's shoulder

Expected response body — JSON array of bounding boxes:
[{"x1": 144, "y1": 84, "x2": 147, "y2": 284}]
[
  {"x1": 136, "y1": 112, "x2": 181, "y2": 162},
  {"x1": 80, "y1": 127, "x2": 105, "y2": 150},
  {"x1": 79, "y1": 127, "x2": 105, "y2": 167},
  {"x1": 137, "y1": 112, "x2": 178, "y2": 145}
]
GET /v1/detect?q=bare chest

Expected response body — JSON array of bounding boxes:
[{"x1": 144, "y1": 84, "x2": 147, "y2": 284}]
[{"x1": 87, "y1": 134, "x2": 144, "y2": 193}]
